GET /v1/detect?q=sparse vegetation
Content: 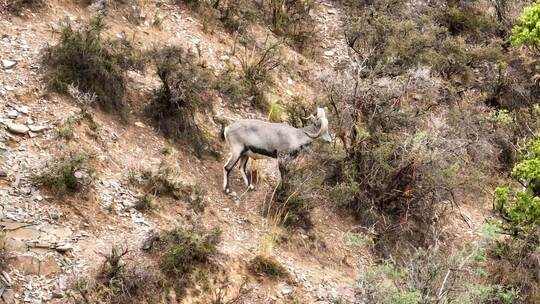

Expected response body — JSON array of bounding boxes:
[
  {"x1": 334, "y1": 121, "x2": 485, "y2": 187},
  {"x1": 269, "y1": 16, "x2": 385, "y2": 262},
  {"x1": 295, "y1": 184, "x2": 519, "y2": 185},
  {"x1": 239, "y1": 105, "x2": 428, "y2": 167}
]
[
  {"x1": 249, "y1": 255, "x2": 289, "y2": 279},
  {"x1": 3, "y1": 0, "x2": 46, "y2": 14},
  {"x1": 139, "y1": 162, "x2": 185, "y2": 199},
  {"x1": 69, "y1": 246, "x2": 164, "y2": 304},
  {"x1": 33, "y1": 153, "x2": 94, "y2": 195},
  {"x1": 236, "y1": 40, "x2": 282, "y2": 110},
  {"x1": 134, "y1": 193, "x2": 156, "y2": 212},
  {"x1": 57, "y1": 116, "x2": 76, "y2": 140}
]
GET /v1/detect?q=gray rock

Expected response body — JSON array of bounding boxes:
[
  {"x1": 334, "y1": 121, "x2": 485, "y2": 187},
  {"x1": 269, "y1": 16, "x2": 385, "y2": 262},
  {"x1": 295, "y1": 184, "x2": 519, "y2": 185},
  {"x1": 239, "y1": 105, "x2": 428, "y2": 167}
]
[
  {"x1": 7, "y1": 110, "x2": 18, "y2": 119},
  {"x1": 28, "y1": 125, "x2": 47, "y2": 133},
  {"x1": 1, "y1": 288, "x2": 15, "y2": 304},
  {"x1": 6, "y1": 123, "x2": 29, "y2": 135},
  {"x1": 55, "y1": 243, "x2": 73, "y2": 253},
  {"x1": 1, "y1": 60, "x2": 17, "y2": 69}
]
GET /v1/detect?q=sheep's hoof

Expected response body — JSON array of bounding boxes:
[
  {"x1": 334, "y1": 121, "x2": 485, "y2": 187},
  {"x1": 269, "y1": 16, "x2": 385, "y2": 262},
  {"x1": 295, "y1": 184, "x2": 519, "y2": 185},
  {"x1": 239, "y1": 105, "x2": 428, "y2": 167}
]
[
  {"x1": 224, "y1": 188, "x2": 230, "y2": 194},
  {"x1": 248, "y1": 185, "x2": 255, "y2": 191}
]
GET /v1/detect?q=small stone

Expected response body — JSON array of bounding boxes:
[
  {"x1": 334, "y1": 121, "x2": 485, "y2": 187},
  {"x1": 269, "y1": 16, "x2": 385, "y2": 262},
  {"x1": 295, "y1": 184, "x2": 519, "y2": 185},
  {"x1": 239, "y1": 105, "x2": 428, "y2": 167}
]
[
  {"x1": 2, "y1": 288, "x2": 15, "y2": 304},
  {"x1": 16, "y1": 106, "x2": 29, "y2": 114},
  {"x1": 0, "y1": 171, "x2": 7, "y2": 178},
  {"x1": 1, "y1": 271, "x2": 12, "y2": 286},
  {"x1": 55, "y1": 243, "x2": 73, "y2": 253},
  {"x1": 74, "y1": 171, "x2": 84, "y2": 179},
  {"x1": 281, "y1": 285, "x2": 293, "y2": 295},
  {"x1": 134, "y1": 121, "x2": 145, "y2": 128},
  {"x1": 19, "y1": 187, "x2": 31, "y2": 195},
  {"x1": 28, "y1": 125, "x2": 47, "y2": 133},
  {"x1": 6, "y1": 123, "x2": 29, "y2": 135},
  {"x1": 324, "y1": 50, "x2": 335, "y2": 56},
  {"x1": 1, "y1": 59, "x2": 17, "y2": 69},
  {"x1": 7, "y1": 110, "x2": 18, "y2": 119}
]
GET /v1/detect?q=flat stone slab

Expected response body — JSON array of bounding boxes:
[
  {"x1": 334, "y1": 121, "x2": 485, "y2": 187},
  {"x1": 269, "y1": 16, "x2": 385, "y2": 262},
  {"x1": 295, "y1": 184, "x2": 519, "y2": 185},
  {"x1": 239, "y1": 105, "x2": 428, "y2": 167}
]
[
  {"x1": 1, "y1": 59, "x2": 17, "y2": 69},
  {"x1": 6, "y1": 123, "x2": 29, "y2": 135},
  {"x1": 9, "y1": 255, "x2": 61, "y2": 276}
]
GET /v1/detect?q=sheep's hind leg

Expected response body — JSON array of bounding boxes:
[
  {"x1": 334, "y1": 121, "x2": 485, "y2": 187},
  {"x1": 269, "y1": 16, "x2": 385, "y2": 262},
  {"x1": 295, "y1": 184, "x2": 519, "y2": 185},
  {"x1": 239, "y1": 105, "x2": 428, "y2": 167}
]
[
  {"x1": 239, "y1": 155, "x2": 254, "y2": 191},
  {"x1": 223, "y1": 148, "x2": 243, "y2": 194}
]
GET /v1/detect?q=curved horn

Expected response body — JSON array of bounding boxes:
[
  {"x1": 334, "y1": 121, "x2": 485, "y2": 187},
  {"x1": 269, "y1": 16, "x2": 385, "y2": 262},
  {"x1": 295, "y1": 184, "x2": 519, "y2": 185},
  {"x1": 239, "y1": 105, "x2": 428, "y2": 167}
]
[
  {"x1": 302, "y1": 114, "x2": 316, "y2": 120},
  {"x1": 304, "y1": 117, "x2": 328, "y2": 138}
]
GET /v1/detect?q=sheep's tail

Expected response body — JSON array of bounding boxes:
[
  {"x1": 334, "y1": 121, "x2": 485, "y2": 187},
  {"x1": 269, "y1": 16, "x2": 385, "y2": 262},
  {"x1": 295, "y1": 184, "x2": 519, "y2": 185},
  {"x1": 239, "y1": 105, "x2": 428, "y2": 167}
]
[
  {"x1": 214, "y1": 116, "x2": 228, "y2": 142},
  {"x1": 220, "y1": 124, "x2": 226, "y2": 141}
]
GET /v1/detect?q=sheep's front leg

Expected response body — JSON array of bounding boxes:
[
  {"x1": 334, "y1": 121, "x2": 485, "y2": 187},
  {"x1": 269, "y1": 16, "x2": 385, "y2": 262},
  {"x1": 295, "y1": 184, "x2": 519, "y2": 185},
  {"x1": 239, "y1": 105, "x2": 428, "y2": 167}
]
[{"x1": 223, "y1": 148, "x2": 243, "y2": 194}]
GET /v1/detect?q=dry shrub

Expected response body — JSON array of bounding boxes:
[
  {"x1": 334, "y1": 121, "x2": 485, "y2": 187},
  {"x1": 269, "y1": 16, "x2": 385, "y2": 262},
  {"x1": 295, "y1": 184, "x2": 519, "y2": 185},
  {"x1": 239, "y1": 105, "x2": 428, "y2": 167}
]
[
  {"x1": 44, "y1": 18, "x2": 144, "y2": 119},
  {"x1": 235, "y1": 39, "x2": 282, "y2": 110},
  {"x1": 248, "y1": 255, "x2": 289, "y2": 279},
  {"x1": 262, "y1": 151, "x2": 317, "y2": 231},
  {"x1": 267, "y1": 0, "x2": 318, "y2": 53},
  {"x1": 69, "y1": 246, "x2": 164, "y2": 304},
  {"x1": 3, "y1": 0, "x2": 46, "y2": 14},
  {"x1": 32, "y1": 153, "x2": 95, "y2": 196},
  {"x1": 145, "y1": 46, "x2": 214, "y2": 157}
]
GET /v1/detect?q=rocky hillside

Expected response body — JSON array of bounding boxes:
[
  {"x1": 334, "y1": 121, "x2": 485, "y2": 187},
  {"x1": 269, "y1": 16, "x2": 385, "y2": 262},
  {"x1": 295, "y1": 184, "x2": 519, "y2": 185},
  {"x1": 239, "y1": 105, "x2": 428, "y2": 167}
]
[{"x1": 0, "y1": 0, "x2": 539, "y2": 304}]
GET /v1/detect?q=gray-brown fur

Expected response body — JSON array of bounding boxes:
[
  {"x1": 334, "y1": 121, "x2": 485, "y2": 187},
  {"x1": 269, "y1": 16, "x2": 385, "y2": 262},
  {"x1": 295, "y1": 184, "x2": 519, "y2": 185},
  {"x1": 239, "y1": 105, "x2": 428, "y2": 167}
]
[{"x1": 222, "y1": 107, "x2": 331, "y2": 193}]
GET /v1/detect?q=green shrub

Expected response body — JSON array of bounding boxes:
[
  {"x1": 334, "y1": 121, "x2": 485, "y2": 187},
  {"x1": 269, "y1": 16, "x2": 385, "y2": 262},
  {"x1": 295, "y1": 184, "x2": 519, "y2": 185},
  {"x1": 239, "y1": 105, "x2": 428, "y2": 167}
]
[
  {"x1": 33, "y1": 153, "x2": 94, "y2": 195},
  {"x1": 511, "y1": 2, "x2": 540, "y2": 49},
  {"x1": 145, "y1": 46, "x2": 214, "y2": 156},
  {"x1": 57, "y1": 116, "x2": 76, "y2": 140},
  {"x1": 267, "y1": 101, "x2": 284, "y2": 122},
  {"x1": 158, "y1": 225, "x2": 221, "y2": 277},
  {"x1": 248, "y1": 255, "x2": 289, "y2": 279},
  {"x1": 44, "y1": 18, "x2": 143, "y2": 119},
  {"x1": 495, "y1": 136, "x2": 540, "y2": 235},
  {"x1": 440, "y1": 6, "x2": 499, "y2": 39}
]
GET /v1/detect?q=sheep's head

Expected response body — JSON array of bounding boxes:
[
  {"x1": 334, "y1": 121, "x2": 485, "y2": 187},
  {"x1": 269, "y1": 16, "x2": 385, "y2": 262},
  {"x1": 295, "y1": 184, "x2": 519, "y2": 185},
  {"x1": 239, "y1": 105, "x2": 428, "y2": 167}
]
[{"x1": 304, "y1": 107, "x2": 332, "y2": 143}]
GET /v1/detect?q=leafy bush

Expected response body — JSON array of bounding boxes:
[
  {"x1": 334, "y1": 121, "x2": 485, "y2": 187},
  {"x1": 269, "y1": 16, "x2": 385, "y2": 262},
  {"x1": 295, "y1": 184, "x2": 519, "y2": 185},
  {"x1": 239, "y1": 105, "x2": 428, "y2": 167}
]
[
  {"x1": 33, "y1": 153, "x2": 94, "y2": 195},
  {"x1": 44, "y1": 18, "x2": 143, "y2": 119},
  {"x1": 495, "y1": 136, "x2": 540, "y2": 235},
  {"x1": 511, "y1": 2, "x2": 540, "y2": 49},
  {"x1": 145, "y1": 46, "x2": 214, "y2": 156}
]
